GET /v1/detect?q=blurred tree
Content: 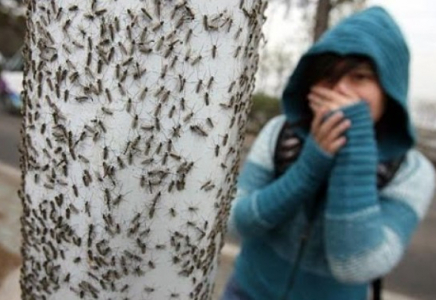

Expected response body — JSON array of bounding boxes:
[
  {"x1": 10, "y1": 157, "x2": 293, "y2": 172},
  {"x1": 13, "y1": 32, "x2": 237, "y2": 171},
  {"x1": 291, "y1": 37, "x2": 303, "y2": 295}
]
[
  {"x1": 274, "y1": 0, "x2": 367, "y2": 41},
  {"x1": 313, "y1": 0, "x2": 333, "y2": 41},
  {"x1": 0, "y1": 0, "x2": 26, "y2": 57},
  {"x1": 254, "y1": 0, "x2": 366, "y2": 98}
]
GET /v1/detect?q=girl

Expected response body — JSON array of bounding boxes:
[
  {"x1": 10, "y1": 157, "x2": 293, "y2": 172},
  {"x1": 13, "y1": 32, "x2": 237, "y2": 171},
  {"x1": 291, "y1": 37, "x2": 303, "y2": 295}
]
[{"x1": 222, "y1": 6, "x2": 435, "y2": 300}]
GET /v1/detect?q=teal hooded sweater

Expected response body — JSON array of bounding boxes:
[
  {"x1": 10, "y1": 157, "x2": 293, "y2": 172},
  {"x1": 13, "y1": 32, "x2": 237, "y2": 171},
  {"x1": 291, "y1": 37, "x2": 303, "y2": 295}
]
[{"x1": 226, "y1": 6, "x2": 435, "y2": 300}]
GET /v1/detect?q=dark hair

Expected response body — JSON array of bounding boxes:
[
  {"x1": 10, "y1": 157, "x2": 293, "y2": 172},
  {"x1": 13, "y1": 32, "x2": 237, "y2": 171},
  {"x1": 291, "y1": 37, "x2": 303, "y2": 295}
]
[
  {"x1": 290, "y1": 53, "x2": 387, "y2": 132},
  {"x1": 301, "y1": 53, "x2": 378, "y2": 98}
]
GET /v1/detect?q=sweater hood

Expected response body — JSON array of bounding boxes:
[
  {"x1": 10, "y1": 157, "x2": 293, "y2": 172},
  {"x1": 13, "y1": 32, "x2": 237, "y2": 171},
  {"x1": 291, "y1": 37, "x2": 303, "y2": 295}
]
[{"x1": 281, "y1": 6, "x2": 415, "y2": 161}]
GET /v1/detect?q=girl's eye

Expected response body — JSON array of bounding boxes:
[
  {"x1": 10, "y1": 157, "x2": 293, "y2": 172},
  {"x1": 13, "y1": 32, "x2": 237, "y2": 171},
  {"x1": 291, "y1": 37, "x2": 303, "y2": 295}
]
[{"x1": 351, "y1": 72, "x2": 373, "y2": 81}]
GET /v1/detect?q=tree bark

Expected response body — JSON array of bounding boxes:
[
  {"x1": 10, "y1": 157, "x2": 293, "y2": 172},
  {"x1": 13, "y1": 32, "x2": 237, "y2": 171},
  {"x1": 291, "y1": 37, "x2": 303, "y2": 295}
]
[
  {"x1": 313, "y1": 0, "x2": 332, "y2": 42},
  {"x1": 19, "y1": 1, "x2": 267, "y2": 299}
]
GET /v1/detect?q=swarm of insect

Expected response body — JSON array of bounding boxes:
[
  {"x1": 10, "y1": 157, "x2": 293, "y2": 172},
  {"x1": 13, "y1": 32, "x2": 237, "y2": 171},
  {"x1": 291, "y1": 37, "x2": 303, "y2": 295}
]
[{"x1": 20, "y1": 0, "x2": 267, "y2": 299}]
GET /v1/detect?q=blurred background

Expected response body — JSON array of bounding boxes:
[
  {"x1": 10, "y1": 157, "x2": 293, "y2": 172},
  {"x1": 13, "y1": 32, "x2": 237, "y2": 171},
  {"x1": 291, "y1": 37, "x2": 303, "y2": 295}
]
[{"x1": 0, "y1": 0, "x2": 435, "y2": 299}]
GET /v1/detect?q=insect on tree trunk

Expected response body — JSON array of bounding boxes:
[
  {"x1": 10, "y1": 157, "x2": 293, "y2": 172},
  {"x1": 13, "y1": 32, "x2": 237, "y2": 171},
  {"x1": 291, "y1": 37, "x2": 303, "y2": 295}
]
[{"x1": 19, "y1": 0, "x2": 267, "y2": 299}]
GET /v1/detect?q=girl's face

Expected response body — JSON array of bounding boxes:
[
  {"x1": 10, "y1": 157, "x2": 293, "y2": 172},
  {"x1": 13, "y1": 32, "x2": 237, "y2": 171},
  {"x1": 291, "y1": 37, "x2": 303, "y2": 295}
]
[{"x1": 315, "y1": 62, "x2": 387, "y2": 122}]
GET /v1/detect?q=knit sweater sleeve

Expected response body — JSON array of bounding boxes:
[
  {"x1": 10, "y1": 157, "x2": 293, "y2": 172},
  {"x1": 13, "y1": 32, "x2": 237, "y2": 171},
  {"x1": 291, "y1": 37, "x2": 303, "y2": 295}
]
[
  {"x1": 324, "y1": 101, "x2": 436, "y2": 284},
  {"x1": 227, "y1": 116, "x2": 334, "y2": 239}
]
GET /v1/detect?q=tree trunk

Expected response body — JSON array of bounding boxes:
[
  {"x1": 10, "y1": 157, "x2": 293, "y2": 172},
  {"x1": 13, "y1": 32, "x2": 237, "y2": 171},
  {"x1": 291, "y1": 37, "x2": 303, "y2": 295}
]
[
  {"x1": 19, "y1": 1, "x2": 267, "y2": 299},
  {"x1": 313, "y1": 0, "x2": 332, "y2": 42}
]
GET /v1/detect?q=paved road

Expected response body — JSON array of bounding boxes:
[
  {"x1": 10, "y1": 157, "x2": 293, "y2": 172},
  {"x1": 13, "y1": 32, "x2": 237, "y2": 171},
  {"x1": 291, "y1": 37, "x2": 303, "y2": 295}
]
[
  {"x1": 1, "y1": 107, "x2": 435, "y2": 299},
  {"x1": 386, "y1": 198, "x2": 436, "y2": 300}
]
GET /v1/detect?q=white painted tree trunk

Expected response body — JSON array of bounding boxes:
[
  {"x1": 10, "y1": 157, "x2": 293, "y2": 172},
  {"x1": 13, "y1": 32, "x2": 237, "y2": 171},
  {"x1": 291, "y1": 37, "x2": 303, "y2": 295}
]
[{"x1": 19, "y1": 1, "x2": 266, "y2": 299}]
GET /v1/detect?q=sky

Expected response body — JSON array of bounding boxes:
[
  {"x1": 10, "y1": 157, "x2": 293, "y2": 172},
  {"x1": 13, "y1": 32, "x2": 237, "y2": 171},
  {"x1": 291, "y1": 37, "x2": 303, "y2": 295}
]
[
  {"x1": 2, "y1": 0, "x2": 434, "y2": 102},
  {"x1": 368, "y1": 0, "x2": 436, "y2": 102},
  {"x1": 264, "y1": 0, "x2": 436, "y2": 103}
]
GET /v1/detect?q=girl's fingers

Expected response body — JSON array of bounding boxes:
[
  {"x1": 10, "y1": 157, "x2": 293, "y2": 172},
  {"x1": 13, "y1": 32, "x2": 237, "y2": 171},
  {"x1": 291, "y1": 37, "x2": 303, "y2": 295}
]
[
  {"x1": 309, "y1": 102, "x2": 318, "y2": 111},
  {"x1": 317, "y1": 111, "x2": 345, "y2": 143},
  {"x1": 310, "y1": 112, "x2": 349, "y2": 155},
  {"x1": 325, "y1": 119, "x2": 351, "y2": 143},
  {"x1": 307, "y1": 92, "x2": 323, "y2": 105},
  {"x1": 311, "y1": 86, "x2": 353, "y2": 105},
  {"x1": 335, "y1": 83, "x2": 359, "y2": 99},
  {"x1": 310, "y1": 90, "x2": 348, "y2": 106},
  {"x1": 311, "y1": 104, "x2": 327, "y2": 132},
  {"x1": 308, "y1": 94, "x2": 337, "y2": 110},
  {"x1": 311, "y1": 86, "x2": 341, "y2": 100},
  {"x1": 326, "y1": 137, "x2": 347, "y2": 154},
  {"x1": 309, "y1": 102, "x2": 326, "y2": 115}
]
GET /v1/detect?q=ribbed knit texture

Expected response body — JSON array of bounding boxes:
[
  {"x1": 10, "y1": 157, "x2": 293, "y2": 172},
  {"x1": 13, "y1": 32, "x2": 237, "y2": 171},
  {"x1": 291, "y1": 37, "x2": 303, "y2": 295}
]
[
  {"x1": 326, "y1": 102, "x2": 378, "y2": 215},
  {"x1": 227, "y1": 111, "x2": 435, "y2": 300},
  {"x1": 234, "y1": 134, "x2": 333, "y2": 237},
  {"x1": 224, "y1": 6, "x2": 436, "y2": 300},
  {"x1": 281, "y1": 6, "x2": 414, "y2": 162}
]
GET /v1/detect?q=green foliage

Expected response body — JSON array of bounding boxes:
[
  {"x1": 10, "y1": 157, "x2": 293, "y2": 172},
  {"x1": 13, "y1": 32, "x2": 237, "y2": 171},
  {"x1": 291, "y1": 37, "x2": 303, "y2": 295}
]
[{"x1": 246, "y1": 93, "x2": 281, "y2": 134}]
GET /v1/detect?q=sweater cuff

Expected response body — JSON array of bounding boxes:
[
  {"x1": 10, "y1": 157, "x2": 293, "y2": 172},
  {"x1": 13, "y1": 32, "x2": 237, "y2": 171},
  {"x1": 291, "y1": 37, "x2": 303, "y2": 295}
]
[
  {"x1": 340, "y1": 101, "x2": 373, "y2": 130},
  {"x1": 338, "y1": 101, "x2": 375, "y2": 151},
  {"x1": 326, "y1": 101, "x2": 378, "y2": 214}
]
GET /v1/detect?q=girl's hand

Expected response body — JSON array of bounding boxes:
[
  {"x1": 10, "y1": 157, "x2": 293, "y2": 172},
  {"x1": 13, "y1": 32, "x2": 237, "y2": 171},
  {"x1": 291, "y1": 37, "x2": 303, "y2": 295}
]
[
  {"x1": 310, "y1": 105, "x2": 351, "y2": 155},
  {"x1": 308, "y1": 85, "x2": 360, "y2": 111}
]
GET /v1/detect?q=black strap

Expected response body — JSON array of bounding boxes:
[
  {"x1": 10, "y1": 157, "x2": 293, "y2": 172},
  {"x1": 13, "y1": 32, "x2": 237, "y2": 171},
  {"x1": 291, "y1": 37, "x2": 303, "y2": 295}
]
[
  {"x1": 373, "y1": 278, "x2": 383, "y2": 300},
  {"x1": 274, "y1": 121, "x2": 301, "y2": 178},
  {"x1": 274, "y1": 120, "x2": 405, "y2": 300}
]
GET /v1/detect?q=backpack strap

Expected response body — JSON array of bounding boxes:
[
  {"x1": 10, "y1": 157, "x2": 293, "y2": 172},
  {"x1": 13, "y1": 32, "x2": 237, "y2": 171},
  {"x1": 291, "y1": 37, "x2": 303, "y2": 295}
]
[
  {"x1": 372, "y1": 278, "x2": 383, "y2": 300},
  {"x1": 377, "y1": 155, "x2": 405, "y2": 189},
  {"x1": 273, "y1": 121, "x2": 302, "y2": 178}
]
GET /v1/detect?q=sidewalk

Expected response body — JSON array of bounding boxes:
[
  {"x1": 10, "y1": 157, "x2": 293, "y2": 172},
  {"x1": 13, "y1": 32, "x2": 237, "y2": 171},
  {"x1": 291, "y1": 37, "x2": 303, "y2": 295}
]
[{"x1": 0, "y1": 163, "x2": 418, "y2": 300}]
